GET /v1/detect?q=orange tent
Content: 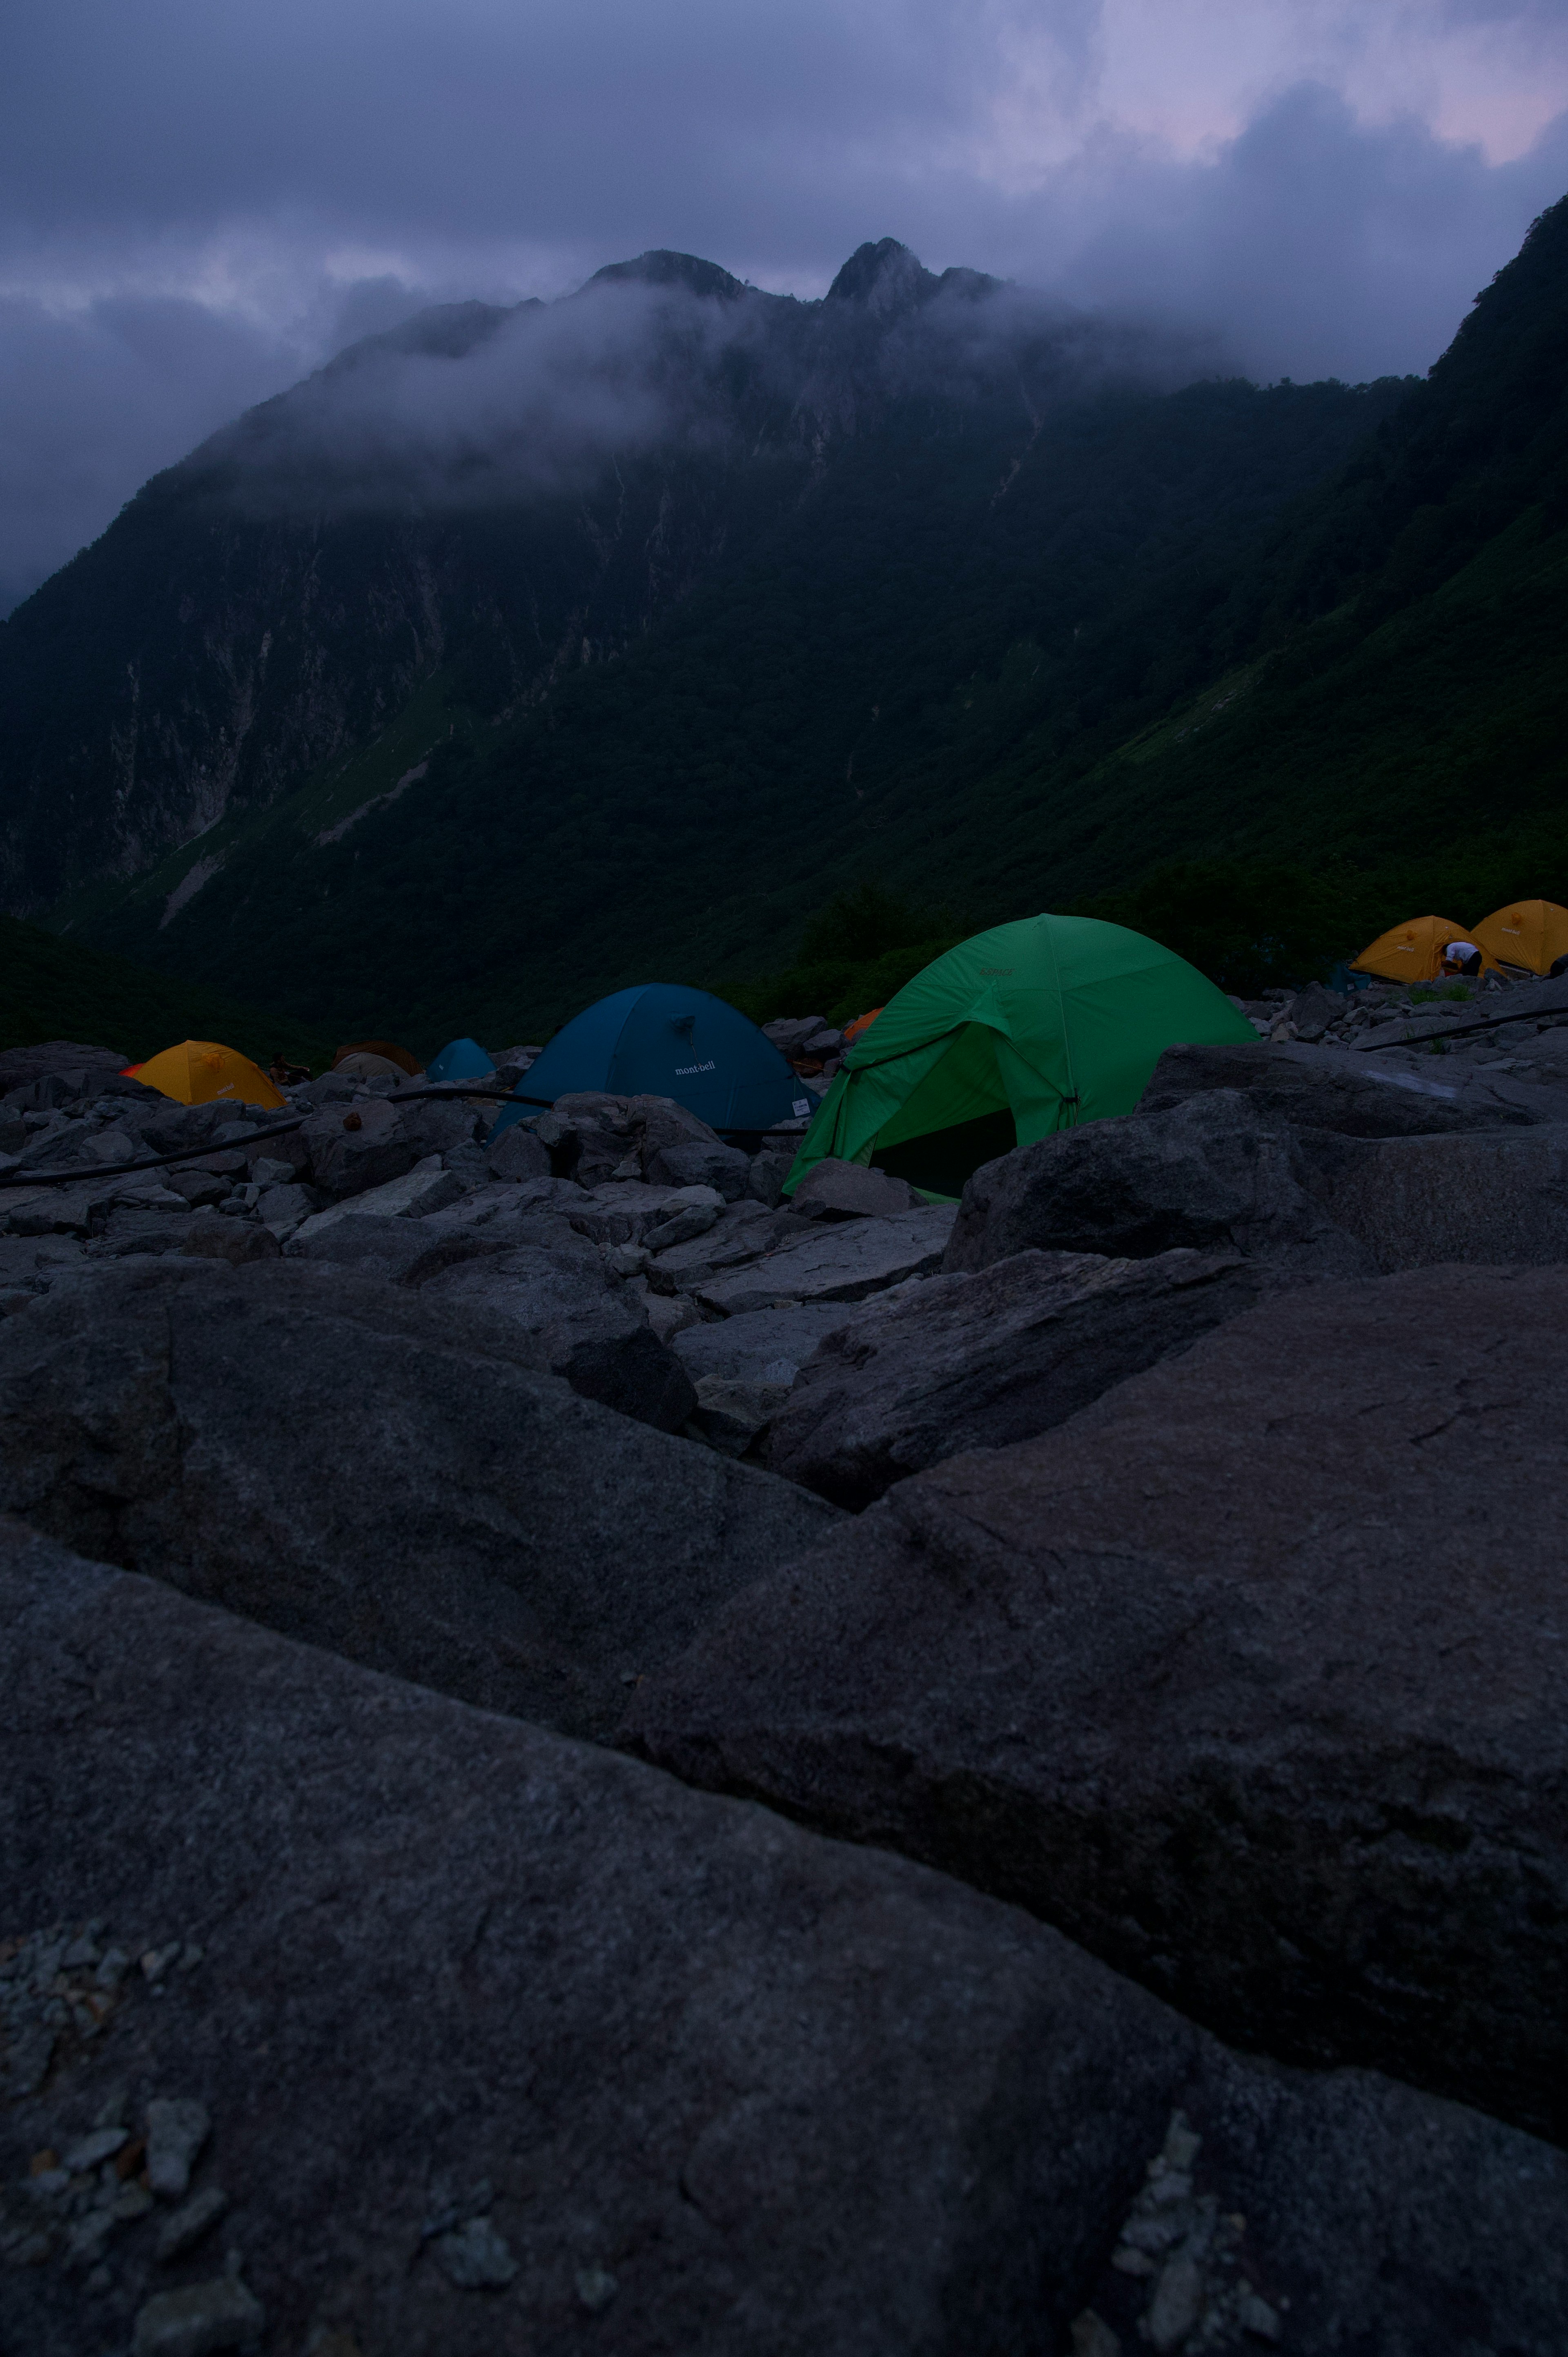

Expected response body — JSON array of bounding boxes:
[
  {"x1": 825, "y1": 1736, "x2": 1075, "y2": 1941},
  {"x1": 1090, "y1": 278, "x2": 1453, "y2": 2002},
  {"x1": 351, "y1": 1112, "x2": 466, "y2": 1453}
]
[
  {"x1": 134, "y1": 1040, "x2": 285, "y2": 1110},
  {"x1": 1350, "y1": 916, "x2": 1472, "y2": 985},
  {"x1": 843, "y1": 1006, "x2": 884, "y2": 1046},
  {"x1": 1471, "y1": 899, "x2": 1568, "y2": 977}
]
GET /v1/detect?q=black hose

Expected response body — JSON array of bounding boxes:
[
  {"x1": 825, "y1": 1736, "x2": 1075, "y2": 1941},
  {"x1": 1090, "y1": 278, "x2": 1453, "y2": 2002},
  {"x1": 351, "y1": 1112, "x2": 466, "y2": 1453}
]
[
  {"x1": 0, "y1": 1080, "x2": 806, "y2": 1191},
  {"x1": 1360, "y1": 1004, "x2": 1568, "y2": 1051}
]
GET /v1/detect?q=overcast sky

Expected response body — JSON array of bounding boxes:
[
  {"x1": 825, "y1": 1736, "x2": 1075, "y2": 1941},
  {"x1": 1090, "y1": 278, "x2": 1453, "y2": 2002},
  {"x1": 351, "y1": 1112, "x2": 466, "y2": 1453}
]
[{"x1": 2, "y1": 0, "x2": 1566, "y2": 613}]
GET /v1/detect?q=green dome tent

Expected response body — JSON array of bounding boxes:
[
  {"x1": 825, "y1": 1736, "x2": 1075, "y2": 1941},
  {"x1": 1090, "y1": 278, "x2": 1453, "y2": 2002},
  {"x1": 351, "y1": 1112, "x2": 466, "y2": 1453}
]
[{"x1": 785, "y1": 913, "x2": 1255, "y2": 1199}]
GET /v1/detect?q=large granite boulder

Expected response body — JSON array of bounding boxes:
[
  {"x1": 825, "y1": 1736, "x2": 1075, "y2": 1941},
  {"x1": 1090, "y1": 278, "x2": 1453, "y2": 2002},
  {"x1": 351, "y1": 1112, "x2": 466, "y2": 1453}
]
[
  {"x1": 943, "y1": 1096, "x2": 1371, "y2": 1276},
  {"x1": 0, "y1": 1259, "x2": 837, "y2": 1742},
  {"x1": 1303, "y1": 1123, "x2": 1568, "y2": 1271},
  {"x1": 768, "y1": 1248, "x2": 1275, "y2": 1508},
  {"x1": 3, "y1": 1522, "x2": 1566, "y2": 2357},
  {"x1": 631, "y1": 1264, "x2": 1568, "y2": 2142},
  {"x1": 301, "y1": 1096, "x2": 422, "y2": 1199}
]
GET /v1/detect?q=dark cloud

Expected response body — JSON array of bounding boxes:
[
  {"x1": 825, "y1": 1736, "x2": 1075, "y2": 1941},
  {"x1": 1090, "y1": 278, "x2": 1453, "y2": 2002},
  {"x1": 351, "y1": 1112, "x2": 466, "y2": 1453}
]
[{"x1": 1, "y1": 0, "x2": 1565, "y2": 610}]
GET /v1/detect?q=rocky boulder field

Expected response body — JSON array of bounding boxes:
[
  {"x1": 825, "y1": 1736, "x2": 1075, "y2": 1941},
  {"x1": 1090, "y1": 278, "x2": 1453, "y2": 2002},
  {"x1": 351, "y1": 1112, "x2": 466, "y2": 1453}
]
[{"x1": 2, "y1": 973, "x2": 1568, "y2": 2354}]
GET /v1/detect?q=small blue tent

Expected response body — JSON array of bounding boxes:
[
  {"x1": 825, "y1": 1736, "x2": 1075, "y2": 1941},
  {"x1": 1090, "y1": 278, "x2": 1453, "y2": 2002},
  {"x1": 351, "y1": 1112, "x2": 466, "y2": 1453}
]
[
  {"x1": 425, "y1": 1036, "x2": 497, "y2": 1085},
  {"x1": 490, "y1": 985, "x2": 808, "y2": 1140}
]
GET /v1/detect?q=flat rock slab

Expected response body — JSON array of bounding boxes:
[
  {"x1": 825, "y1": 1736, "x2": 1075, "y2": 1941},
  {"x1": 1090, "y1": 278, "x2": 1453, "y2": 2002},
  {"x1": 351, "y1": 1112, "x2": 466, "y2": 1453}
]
[
  {"x1": 1138, "y1": 1039, "x2": 1535, "y2": 1133},
  {"x1": 3, "y1": 1525, "x2": 1567, "y2": 2357},
  {"x1": 698, "y1": 1206, "x2": 956, "y2": 1316},
  {"x1": 673, "y1": 1303, "x2": 859, "y2": 1387},
  {"x1": 768, "y1": 1248, "x2": 1276, "y2": 1508},
  {"x1": 789, "y1": 1157, "x2": 925, "y2": 1217},
  {"x1": 633, "y1": 1264, "x2": 1568, "y2": 2142},
  {"x1": 0, "y1": 1259, "x2": 837, "y2": 1743}
]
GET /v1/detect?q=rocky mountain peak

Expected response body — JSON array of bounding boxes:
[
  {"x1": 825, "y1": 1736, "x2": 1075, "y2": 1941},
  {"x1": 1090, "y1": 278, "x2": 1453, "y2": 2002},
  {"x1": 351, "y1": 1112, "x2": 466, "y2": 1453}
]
[
  {"x1": 586, "y1": 250, "x2": 747, "y2": 303},
  {"x1": 825, "y1": 239, "x2": 938, "y2": 317}
]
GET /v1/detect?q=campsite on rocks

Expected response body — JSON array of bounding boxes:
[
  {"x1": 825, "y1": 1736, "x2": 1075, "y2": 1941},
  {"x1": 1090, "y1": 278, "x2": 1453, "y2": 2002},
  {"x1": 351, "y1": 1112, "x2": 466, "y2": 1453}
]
[{"x1": 4, "y1": 162, "x2": 1568, "y2": 2357}]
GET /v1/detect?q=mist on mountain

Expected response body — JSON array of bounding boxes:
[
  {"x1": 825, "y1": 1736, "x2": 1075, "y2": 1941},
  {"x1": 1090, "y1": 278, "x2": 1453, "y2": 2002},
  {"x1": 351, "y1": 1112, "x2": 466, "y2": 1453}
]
[{"x1": 186, "y1": 241, "x2": 1228, "y2": 517}]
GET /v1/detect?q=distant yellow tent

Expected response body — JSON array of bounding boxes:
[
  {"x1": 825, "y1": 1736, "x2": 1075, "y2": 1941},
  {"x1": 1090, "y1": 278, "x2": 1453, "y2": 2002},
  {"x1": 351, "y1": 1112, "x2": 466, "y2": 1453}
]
[
  {"x1": 134, "y1": 1040, "x2": 285, "y2": 1110},
  {"x1": 1351, "y1": 915, "x2": 1472, "y2": 985},
  {"x1": 1471, "y1": 899, "x2": 1568, "y2": 977}
]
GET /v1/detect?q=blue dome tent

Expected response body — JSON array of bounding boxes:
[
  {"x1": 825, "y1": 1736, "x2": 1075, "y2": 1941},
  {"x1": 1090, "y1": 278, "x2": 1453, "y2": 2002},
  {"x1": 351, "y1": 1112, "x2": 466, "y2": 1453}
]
[
  {"x1": 490, "y1": 985, "x2": 808, "y2": 1140},
  {"x1": 425, "y1": 1036, "x2": 496, "y2": 1085}
]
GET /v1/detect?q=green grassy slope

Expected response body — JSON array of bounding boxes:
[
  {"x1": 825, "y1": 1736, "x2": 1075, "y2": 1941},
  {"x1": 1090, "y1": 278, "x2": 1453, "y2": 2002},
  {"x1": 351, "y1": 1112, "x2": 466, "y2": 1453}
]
[
  {"x1": 0, "y1": 915, "x2": 336, "y2": 1069},
  {"x1": 61, "y1": 373, "x2": 1405, "y2": 1044}
]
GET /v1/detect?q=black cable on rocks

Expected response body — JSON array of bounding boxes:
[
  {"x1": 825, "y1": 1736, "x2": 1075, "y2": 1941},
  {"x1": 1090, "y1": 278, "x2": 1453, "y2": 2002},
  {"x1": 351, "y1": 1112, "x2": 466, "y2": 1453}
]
[
  {"x1": 1360, "y1": 1006, "x2": 1568, "y2": 1051},
  {"x1": 0, "y1": 1081, "x2": 809, "y2": 1190}
]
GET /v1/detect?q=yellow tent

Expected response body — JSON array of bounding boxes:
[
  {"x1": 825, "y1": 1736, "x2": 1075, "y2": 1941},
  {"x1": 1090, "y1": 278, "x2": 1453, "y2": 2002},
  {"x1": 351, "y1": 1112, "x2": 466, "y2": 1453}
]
[
  {"x1": 134, "y1": 1040, "x2": 286, "y2": 1110},
  {"x1": 1471, "y1": 899, "x2": 1568, "y2": 977},
  {"x1": 1351, "y1": 915, "x2": 1472, "y2": 985}
]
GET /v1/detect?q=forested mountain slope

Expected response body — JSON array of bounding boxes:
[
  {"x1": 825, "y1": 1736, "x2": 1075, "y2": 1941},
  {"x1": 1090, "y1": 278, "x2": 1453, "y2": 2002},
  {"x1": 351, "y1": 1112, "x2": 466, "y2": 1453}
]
[{"x1": 2, "y1": 199, "x2": 1562, "y2": 1048}]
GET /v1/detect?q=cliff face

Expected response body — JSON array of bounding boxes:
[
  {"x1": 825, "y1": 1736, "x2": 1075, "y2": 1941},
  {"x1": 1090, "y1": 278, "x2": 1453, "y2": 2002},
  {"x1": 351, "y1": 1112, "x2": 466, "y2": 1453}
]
[
  {"x1": 0, "y1": 235, "x2": 1428, "y2": 1039},
  {"x1": 0, "y1": 241, "x2": 1049, "y2": 911}
]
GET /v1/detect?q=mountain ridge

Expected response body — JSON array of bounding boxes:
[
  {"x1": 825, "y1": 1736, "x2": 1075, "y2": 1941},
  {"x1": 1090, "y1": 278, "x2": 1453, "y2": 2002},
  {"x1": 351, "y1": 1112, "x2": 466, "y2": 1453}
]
[{"x1": 3, "y1": 204, "x2": 1563, "y2": 1047}]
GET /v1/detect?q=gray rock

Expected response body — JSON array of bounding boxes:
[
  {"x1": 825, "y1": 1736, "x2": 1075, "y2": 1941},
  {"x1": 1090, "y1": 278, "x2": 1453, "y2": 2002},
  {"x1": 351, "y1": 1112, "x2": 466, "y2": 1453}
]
[
  {"x1": 643, "y1": 1199, "x2": 784, "y2": 1294},
  {"x1": 132, "y1": 2272, "x2": 263, "y2": 2356},
  {"x1": 160, "y1": 1167, "x2": 233, "y2": 1210},
  {"x1": 89, "y1": 1205, "x2": 198, "y2": 1257},
  {"x1": 697, "y1": 1206, "x2": 958, "y2": 1316},
  {"x1": 790, "y1": 1157, "x2": 924, "y2": 1219},
  {"x1": 6, "y1": 1520, "x2": 1568, "y2": 2357},
  {"x1": 145, "y1": 2096, "x2": 211, "y2": 2198},
  {"x1": 156, "y1": 2185, "x2": 229, "y2": 2262},
  {"x1": 645, "y1": 1139, "x2": 753, "y2": 1200},
  {"x1": 301, "y1": 1098, "x2": 419, "y2": 1200},
  {"x1": 673, "y1": 1304, "x2": 858, "y2": 1388},
  {"x1": 1137, "y1": 1040, "x2": 1534, "y2": 1135},
  {"x1": 0, "y1": 1041, "x2": 127, "y2": 1092},
  {"x1": 419, "y1": 1245, "x2": 698, "y2": 1432},
  {"x1": 631, "y1": 1263, "x2": 1568, "y2": 2142},
  {"x1": 1302, "y1": 1123, "x2": 1568, "y2": 1271},
  {"x1": 944, "y1": 1096, "x2": 1371, "y2": 1277},
  {"x1": 182, "y1": 1219, "x2": 282, "y2": 1267},
  {"x1": 645, "y1": 1198, "x2": 722, "y2": 1250},
  {"x1": 291, "y1": 1159, "x2": 464, "y2": 1242},
  {"x1": 487, "y1": 1122, "x2": 551, "y2": 1183},
  {"x1": 0, "y1": 1235, "x2": 86, "y2": 1304},
  {"x1": 434, "y1": 2215, "x2": 518, "y2": 2288},
  {"x1": 1281, "y1": 983, "x2": 1350, "y2": 1042},
  {"x1": 690, "y1": 1376, "x2": 792, "y2": 1456},
  {"x1": 747, "y1": 1149, "x2": 796, "y2": 1207},
  {"x1": 0, "y1": 1259, "x2": 837, "y2": 1742},
  {"x1": 61, "y1": 2125, "x2": 128, "y2": 2172},
  {"x1": 393, "y1": 1097, "x2": 480, "y2": 1163},
  {"x1": 768, "y1": 1248, "x2": 1276, "y2": 1509},
  {"x1": 540, "y1": 1090, "x2": 641, "y2": 1186},
  {"x1": 255, "y1": 1181, "x2": 315, "y2": 1234}
]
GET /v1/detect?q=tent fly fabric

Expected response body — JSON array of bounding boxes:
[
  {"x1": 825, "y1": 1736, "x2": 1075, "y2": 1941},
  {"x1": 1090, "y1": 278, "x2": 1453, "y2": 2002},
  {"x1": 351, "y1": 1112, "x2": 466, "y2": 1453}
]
[
  {"x1": 1351, "y1": 916, "x2": 1471, "y2": 984},
  {"x1": 490, "y1": 985, "x2": 805, "y2": 1140},
  {"x1": 786, "y1": 914, "x2": 1255, "y2": 1200},
  {"x1": 1471, "y1": 900, "x2": 1568, "y2": 977},
  {"x1": 133, "y1": 1039, "x2": 286, "y2": 1110},
  {"x1": 425, "y1": 1037, "x2": 497, "y2": 1085}
]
